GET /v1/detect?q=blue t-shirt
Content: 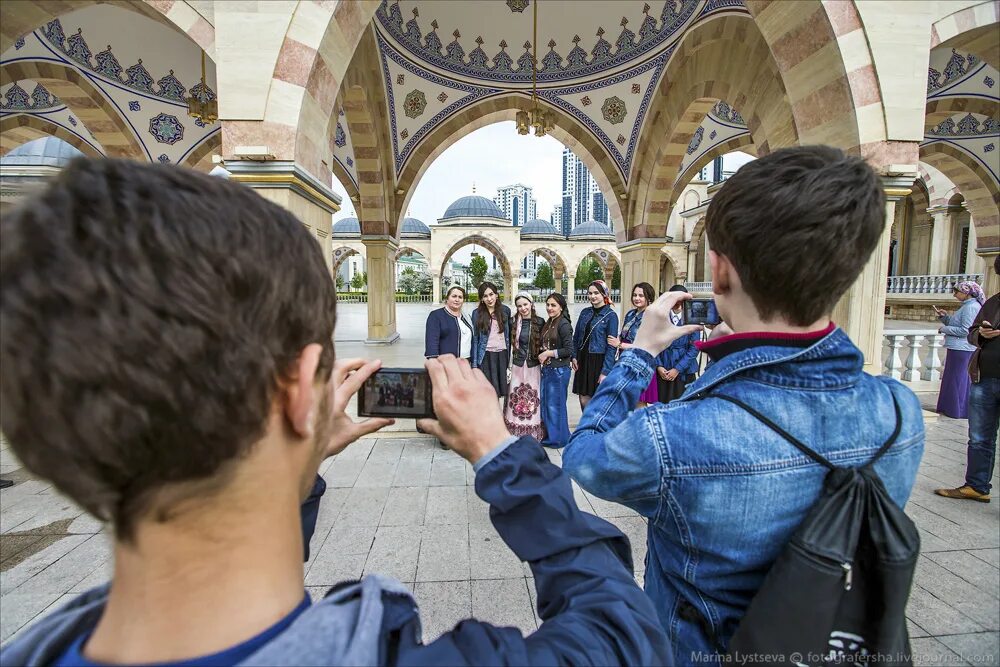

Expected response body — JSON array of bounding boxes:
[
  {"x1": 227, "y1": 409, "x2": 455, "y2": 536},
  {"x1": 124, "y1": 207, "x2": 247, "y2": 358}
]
[{"x1": 55, "y1": 595, "x2": 311, "y2": 667}]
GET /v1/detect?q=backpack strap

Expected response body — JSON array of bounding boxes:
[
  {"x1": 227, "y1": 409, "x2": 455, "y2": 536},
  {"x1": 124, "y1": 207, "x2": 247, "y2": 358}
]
[{"x1": 703, "y1": 392, "x2": 903, "y2": 471}]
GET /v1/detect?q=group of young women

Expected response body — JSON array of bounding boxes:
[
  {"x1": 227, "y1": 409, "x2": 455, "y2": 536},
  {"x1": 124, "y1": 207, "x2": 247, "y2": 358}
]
[{"x1": 424, "y1": 280, "x2": 701, "y2": 447}]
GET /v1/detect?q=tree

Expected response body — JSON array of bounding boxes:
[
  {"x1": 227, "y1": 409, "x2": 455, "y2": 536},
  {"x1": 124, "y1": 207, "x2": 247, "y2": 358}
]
[
  {"x1": 575, "y1": 258, "x2": 603, "y2": 288},
  {"x1": 469, "y1": 255, "x2": 488, "y2": 288},
  {"x1": 534, "y1": 262, "x2": 555, "y2": 289},
  {"x1": 350, "y1": 270, "x2": 367, "y2": 291},
  {"x1": 335, "y1": 274, "x2": 345, "y2": 291},
  {"x1": 611, "y1": 263, "x2": 621, "y2": 290},
  {"x1": 486, "y1": 269, "x2": 505, "y2": 294},
  {"x1": 398, "y1": 267, "x2": 433, "y2": 294}
]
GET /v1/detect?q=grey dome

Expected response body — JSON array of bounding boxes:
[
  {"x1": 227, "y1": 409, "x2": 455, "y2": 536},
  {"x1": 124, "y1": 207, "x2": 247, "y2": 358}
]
[
  {"x1": 331, "y1": 216, "x2": 360, "y2": 237},
  {"x1": 568, "y1": 220, "x2": 614, "y2": 239},
  {"x1": 441, "y1": 195, "x2": 505, "y2": 220},
  {"x1": 520, "y1": 218, "x2": 561, "y2": 238},
  {"x1": 401, "y1": 216, "x2": 431, "y2": 238},
  {"x1": 0, "y1": 137, "x2": 83, "y2": 167}
]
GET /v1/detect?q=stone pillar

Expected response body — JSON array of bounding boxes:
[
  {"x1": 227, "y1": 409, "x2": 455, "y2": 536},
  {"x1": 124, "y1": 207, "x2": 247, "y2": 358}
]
[
  {"x1": 432, "y1": 273, "x2": 441, "y2": 304},
  {"x1": 225, "y1": 161, "x2": 340, "y2": 271},
  {"x1": 619, "y1": 238, "x2": 668, "y2": 318},
  {"x1": 565, "y1": 272, "x2": 576, "y2": 305},
  {"x1": 507, "y1": 269, "x2": 520, "y2": 304},
  {"x1": 363, "y1": 237, "x2": 400, "y2": 345},
  {"x1": 978, "y1": 252, "x2": 999, "y2": 297},
  {"x1": 927, "y1": 207, "x2": 952, "y2": 275},
  {"x1": 832, "y1": 176, "x2": 914, "y2": 375}
]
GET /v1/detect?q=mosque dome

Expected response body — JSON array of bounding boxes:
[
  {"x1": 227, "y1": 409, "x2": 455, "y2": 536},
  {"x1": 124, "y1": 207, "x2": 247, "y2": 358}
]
[
  {"x1": 400, "y1": 216, "x2": 431, "y2": 238},
  {"x1": 0, "y1": 137, "x2": 84, "y2": 168},
  {"x1": 331, "y1": 216, "x2": 361, "y2": 237},
  {"x1": 568, "y1": 220, "x2": 615, "y2": 239},
  {"x1": 520, "y1": 218, "x2": 561, "y2": 238},
  {"x1": 441, "y1": 195, "x2": 505, "y2": 220}
]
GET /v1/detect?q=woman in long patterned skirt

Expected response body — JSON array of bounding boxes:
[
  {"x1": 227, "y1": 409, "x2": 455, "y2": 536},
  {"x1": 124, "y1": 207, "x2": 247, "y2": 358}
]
[{"x1": 503, "y1": 292, "x2": 546, "y2": 440}]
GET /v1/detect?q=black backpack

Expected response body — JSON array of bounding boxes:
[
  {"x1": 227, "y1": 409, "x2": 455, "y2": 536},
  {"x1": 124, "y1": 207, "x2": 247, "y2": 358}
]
[{"x1": 707, "y1": 392, "x2": 919, "y2": 667}]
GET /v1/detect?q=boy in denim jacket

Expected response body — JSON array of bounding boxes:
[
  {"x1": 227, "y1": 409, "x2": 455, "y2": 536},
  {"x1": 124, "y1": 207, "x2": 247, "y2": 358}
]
[{"x1": 564, "y1": 146, "x2": 924, "y2": 664}]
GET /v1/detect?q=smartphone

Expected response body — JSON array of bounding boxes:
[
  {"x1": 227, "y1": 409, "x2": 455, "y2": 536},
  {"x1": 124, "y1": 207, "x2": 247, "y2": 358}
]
[
  {"x1": 682, "y1": 298, "x2": 722, "y2": 326},
  {"x1": 357, "y1": 368, "x2": 435, "y2": 419}
]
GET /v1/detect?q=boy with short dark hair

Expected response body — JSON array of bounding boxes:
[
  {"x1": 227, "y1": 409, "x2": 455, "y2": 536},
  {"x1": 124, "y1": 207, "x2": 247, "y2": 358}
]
[{"x1": 564, "y1": 145, "x2": 924, "y2": 663}]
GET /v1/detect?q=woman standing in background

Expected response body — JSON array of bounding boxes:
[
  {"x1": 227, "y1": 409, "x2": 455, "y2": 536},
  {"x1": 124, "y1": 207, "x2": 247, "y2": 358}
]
[
  {"x1": 572, "y1": 280, "x2": 618, "y2": 409},
  {"x1": 471, "y1": 281, "x2": 511, "y2": 398},
  {"x1": 935, "y1": 281, "x2": 985, "y2": 418},
  {"x1": 504, "y1": 292, "x2": 546, "y2": 440},
  {"x1": 657, "y1": 284, "x2": 701, "y2": 403},
  {"x1": 538, "y1": 293, "x2": 574, "y2": 448},
  {"x1": 608, "y1": 282, "x2": 656, "y2": 408},
  {"x1": 425, "y1": 285, "x2": 473, "y2": 362}
]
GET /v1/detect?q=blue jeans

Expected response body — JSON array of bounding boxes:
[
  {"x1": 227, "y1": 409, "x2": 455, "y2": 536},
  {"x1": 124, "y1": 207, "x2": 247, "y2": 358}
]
[
  {"x1": 967, "y1": 377, "x2": 1000, "y2": 493},
  {"x1": 541, "y1": 365, "x2": 571, "y2": 448}
]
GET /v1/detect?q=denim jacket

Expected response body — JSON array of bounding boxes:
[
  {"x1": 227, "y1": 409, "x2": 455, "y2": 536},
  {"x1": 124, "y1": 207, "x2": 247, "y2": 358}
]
[
  {"x1": 939, "y1": 298, "x2": 981, "y2": 352},
  {"x1": 657, "y1": 329, "x2": 701, "y2": 378},
  {"x1": 471, "y1": 304, "x2": 512, "y2": 368},
  {"x1": 562, "y1": 328, "x2": 924, "y2": 663},
  {"x1": 573, "y1": 305, "x2": 620, "y2": 376}
]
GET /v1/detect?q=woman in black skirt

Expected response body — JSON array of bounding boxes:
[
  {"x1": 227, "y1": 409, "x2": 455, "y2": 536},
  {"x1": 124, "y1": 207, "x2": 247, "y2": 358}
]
[
  {"x1": 471, "y1": 281, "x2": 511, "y2": 398},
  {"x1": 571, "y1": 279, "x2": 619, "y2": 409}
]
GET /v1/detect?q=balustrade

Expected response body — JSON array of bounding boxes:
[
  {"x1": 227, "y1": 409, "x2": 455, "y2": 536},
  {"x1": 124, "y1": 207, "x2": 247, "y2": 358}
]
[
  {"x1": 683, "y1": 281, "x2": 713, "y2": 293},
  {"x1": 882, "y1": 330, "x2": 944, "y2": 384},
  {"x1": 886, "y1": 273, "x2": 982, "y2": 294}
]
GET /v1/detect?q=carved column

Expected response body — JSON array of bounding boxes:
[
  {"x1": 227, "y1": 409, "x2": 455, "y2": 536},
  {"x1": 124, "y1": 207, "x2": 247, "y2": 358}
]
[
  {"x1": 362, "y1": 237, "x2": 400, "y2": 345},
  {"x1": 618, "y1": 238, "x2": 668, "y2": 318}
]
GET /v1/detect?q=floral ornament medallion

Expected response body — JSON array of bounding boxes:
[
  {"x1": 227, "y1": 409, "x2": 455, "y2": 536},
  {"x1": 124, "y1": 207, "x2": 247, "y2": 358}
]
[
  {"x1": 149, "y1": 113, "x2": 184, "y2": 145},
  {"x1": 403, "y1": 89, "x2": 427, "y2": 119},
  {"x1": 601, "y1": 95, "x2": 626, "y2": 125},
  {"x1": 506, "y1": 0, "x2": 529, "y2": 12},
  {"x1": 509, "y1": 382, "x2": 540, "y2": 420}
]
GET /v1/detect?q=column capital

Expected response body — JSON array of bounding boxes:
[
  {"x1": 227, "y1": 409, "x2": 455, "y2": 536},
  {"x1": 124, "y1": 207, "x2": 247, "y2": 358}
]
[
  {"x1": 226, "y1": 160, "x2": 342, "y2": 214},
  {"x1": 618, "y1": 237, "x2": 670, "y2": 251},
  {"x1": 880, "y1": 173, "x2": 918, "y2": 201},
  {"x1": 361, "y1": 236, "x2": 399, "y2": 250}
]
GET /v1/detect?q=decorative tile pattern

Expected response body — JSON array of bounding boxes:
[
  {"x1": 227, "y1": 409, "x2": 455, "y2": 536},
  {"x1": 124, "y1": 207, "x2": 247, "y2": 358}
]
[
  {"x1": 404, "y1": 89, "x2": 428, "y2": 118},
  {"x1": 709, "y1": 129, "x2": 717, "y2": 140},
  {"x1": 437, "y1": 91, "x2": 448, "y2": 103},
  {"x1": 709, "y1": 100, "x2": 746, "y2": 126},
  {"x1": 985, "y1": 76, "x2": 995, "y2": 89},
  {"x1": 506, "y1": 0, "x2": 529, "y2": 12},
  {"x1": 616, "y1": 134, "x2": 626, "y2": 146},
  {"x1": 397, "y1": 74, "x2": 405, "y2": 85},
  {"x1": 581, "y1": 95, "x2": 591, "y2": 106},
  {"x1": 335, "y1": 123, "x2": 347, "y2": 148},
  {"x1": 601, "y1": 96, "x2": 627, "y2": 124},
  {"x1": 400, "y1": 129, "x2": 409, "y2": 140},
  {"x1": 927, "y1": 49, "x2": 982, "y2": 92},
  {"x1": 149, "y1": 113, "x2": 184, "y2": 145},
  {"x1": 376, "y1": 0, "x2": 700, "y2": 83},
  {"x1": 1, "y1": 82, "x2": 30, "y2": 109},
  {"x1": 128, "y1": 100, "x2": 141, "y2": 112},
  {"x1": 157, "y1": 154, "x2": 170, "y2": 163},
  {"x1": 14, "y1": 36, "x2": 25, "y2": 50},
  {"x1": 68, "y1": 116, "x2": 77, "y2": 127},
  {"x1": 926, "y1": 113, "x2": 998, "y2": 137},
  {"x1": 346, "y1": 156, "x2": 354, "y2": 167},
  {"x1": 0, "y1": 83, "x2": 63, "y2": 111},
  {"x1": 985, "y1": 144, "x2": 995, "y2": 153},
  {"x1": 686, "y1": 126, "x2": 704, "y2": 155},
  {"x1": 41, "y1": 19, "x2": 216, "y2": 103},
  {"x1": 631, "y1": 83, "x2": 640, "y2": 94}
]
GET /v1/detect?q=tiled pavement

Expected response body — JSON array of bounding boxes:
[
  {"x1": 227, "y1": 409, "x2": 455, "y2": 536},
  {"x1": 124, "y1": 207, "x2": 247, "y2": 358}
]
[{"x1": 1, "y1": 417, "x2": 998, "y2": 665}]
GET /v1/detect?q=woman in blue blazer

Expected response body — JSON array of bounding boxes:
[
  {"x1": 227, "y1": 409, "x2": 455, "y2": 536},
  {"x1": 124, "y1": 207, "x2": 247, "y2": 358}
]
[{"x1": 424, "y1": 285, "x2": 474, "y2": 361}]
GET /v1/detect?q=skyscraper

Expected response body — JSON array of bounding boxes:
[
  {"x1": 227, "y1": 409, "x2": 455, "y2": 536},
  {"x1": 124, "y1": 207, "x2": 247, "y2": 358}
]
[
  {"x1": 561, "y1": 148, "x2": 611, "y2": 234},
  {"x1": 494, "y1": 184, "x2": 537, "y2": 227},
  {"x1": 551, "y1": 205, "x2": 562, "y2": 229}
]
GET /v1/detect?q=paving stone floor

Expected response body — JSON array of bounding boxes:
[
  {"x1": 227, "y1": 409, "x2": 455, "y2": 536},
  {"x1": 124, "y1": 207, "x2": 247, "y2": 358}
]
[{"x1": 1, "y1": 415, "x2": 998, "y2": 665}]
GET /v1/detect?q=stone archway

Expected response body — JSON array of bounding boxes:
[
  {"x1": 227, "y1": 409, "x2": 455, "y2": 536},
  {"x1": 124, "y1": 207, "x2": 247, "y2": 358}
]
[
  {"x1": 0, "y1": 113, "x2": 103, "y2": 157},
  {"x1": 1, "y1": 63, "x2": 145, "y2": 159},
  {"x1": 397, "y1": 94, "x2": 626, "y2": 232},
  {"x1": 930, "y1": 1, "x2": 1000, "y2": 71},
  {"x1": 181, "y1": 131, "x2": 221, "y2": 171},
  {"x1": 920, "y1": 142, "x2": 1000, "y2": 254},
  {"x1": 437, "y1": 233, "x2": 515, "y2": 300},
  {"x1": 332, "y1": 244, "x2": 366, "y2": 273}
]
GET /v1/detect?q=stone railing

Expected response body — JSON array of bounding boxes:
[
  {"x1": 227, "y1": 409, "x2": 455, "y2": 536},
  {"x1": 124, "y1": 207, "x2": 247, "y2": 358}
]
[
  {"x1": 573, "y1": 289, "x2": 623, "y2": 303},
  {"x1": 886, "y1": 274, "x2": 982, "y2": 294},
  {"x1": 684, "y1": 281, "x2": 713, "y2": 293},
  {"x1": 337, "y1": 293, "x2": 433, "y2": 303},
  {"x1": 882, "y1": 330, "x2": 944, "y2": 382}
]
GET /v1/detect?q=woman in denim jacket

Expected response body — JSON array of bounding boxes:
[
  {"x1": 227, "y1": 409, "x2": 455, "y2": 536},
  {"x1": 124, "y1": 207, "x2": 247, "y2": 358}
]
[
  {"x1": 934, "y1": 281, "x2": 985, "y2": 418},
  {"x1": 656, "y1": 285, "x2": 701, "y2": 403},
  {"x1": 572, "y1": 280, "x2": 619, "y2": 409},
  {"x1": 608, "y1": 282, "x2": 656, "y2": 407}
]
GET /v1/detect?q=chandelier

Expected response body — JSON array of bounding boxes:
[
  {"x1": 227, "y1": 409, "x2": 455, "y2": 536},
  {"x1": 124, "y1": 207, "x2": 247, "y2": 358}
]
[
  {"x1": 516, "y1": 0, "x2": 554, "y2": 137},
  {"x1": 186, "y1": 49, "x2": 218, "y2": 125}
]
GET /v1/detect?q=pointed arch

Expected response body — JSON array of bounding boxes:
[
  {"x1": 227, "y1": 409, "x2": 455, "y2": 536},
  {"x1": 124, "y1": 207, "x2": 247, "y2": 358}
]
[
  {"x1": 1, "y1": 113, "x2": 102, "y2": 157},
  {"x1": 920, "y1": 142, "x2": 1000, "y2": 250}
]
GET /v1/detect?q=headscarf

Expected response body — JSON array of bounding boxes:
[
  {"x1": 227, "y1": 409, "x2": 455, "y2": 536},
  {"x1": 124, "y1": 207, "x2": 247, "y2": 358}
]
[
  {"x1": 512, "y1": 291, "x2": 535, "y2": 351},
  {"x1": 589, "y1": 279, "x2": 612, "y2": 307},
  {"x1": 955, "y1": 281, "x2": 986, "y2": 305}
]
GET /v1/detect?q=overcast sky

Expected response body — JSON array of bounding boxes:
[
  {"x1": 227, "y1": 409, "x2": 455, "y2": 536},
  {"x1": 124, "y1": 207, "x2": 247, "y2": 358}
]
[{"x1": 331, "y1": 121, "x2": 565, "y2": 226}]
